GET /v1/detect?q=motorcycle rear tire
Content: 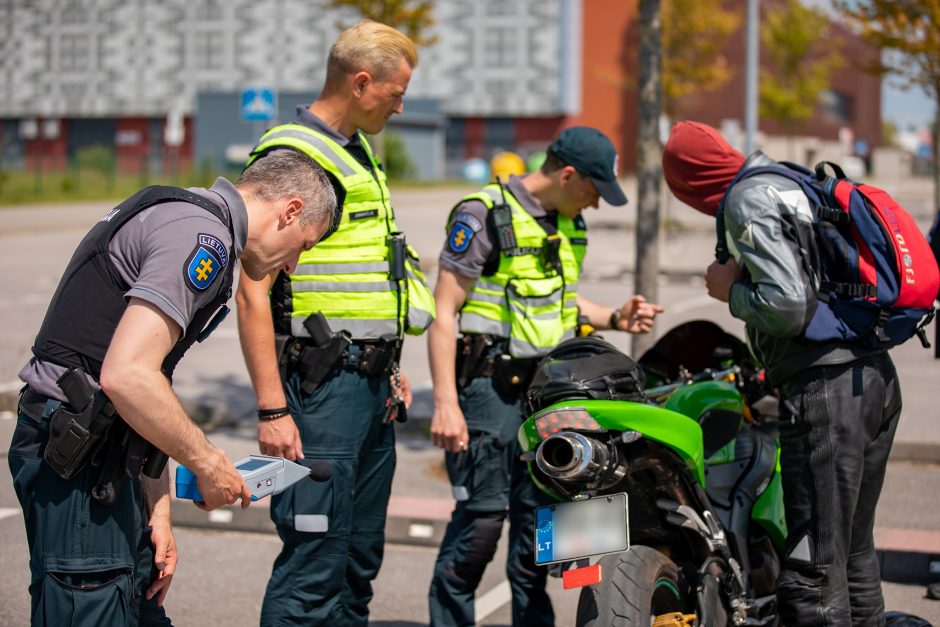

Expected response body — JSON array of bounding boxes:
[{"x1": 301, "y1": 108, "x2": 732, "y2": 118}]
[{"x1": 576, "y1": 546, "x2": 685, "y2": 626}]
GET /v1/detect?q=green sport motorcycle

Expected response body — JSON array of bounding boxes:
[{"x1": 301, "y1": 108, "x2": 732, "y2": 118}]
[{"x1": 519, "y1": 321, "x2": 786, "y2": 626}]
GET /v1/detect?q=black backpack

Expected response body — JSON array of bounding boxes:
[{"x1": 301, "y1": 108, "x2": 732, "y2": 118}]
[{"x1": 526, "y1": 336, "x2": 645, "y2": 415}]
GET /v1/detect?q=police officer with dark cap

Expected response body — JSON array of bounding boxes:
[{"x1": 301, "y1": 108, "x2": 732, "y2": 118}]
[
  {"x1": 8, "y1": 149, "x2": 336, "y2": 626},
  {"x1": 427, "y1": 126, "x2": 664, "y2": 626}
]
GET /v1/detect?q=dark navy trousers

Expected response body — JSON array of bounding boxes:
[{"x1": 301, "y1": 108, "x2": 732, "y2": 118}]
[
  {"x1": 428, "y1": 377, "x2": 554, "y2": 627},
  {"x1": 9, "y1": 411, "x2": 171, "y2": 627},
  {"x1": 260, "y1": 366, "x2": 394, "y2": 626}
]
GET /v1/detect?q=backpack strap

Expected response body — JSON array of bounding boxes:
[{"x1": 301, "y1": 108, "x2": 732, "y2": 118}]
[
  {"x1": 819, "y1": 281, "x2": 876, "y2": 298},
  {"x1": 716, "y1": 162, "x2": 849, "y2": 263}
]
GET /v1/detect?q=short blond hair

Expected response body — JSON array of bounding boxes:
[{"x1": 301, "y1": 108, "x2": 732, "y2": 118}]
[{"x1": 324, "y1": 20, "x2": 418, "y2": 91}]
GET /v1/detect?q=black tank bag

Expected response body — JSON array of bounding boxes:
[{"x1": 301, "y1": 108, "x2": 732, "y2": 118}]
[{"x1": 526, "y1": 336, "x2": 645, "y2": 415}]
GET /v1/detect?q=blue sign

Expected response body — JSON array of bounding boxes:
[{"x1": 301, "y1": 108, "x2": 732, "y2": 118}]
[{"x1": 241, "y1": 88, "x2": 277, "y2": 122}]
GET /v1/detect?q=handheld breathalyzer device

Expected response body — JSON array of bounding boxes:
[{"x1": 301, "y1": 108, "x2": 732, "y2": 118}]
[{"x1": 175, "y1": 454, "x2": 331, "y2": 502}]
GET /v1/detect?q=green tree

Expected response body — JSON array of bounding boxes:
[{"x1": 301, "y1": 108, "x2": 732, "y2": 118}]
[
  {"x1": 833, "y1": 0, "x2": 940, "y2": 209},
  {"x1": 662, "y1": 0, "x2": 742, "y2": 117},
  {"x1": 328, "y1": 0, "x2": 437, "y2": 47},
  {"x1": 759, "y1": 0, "x2": 842, "y2": 157},
  {"x1": 383, "y1": 131, "x2": 417, "y2": 180}
]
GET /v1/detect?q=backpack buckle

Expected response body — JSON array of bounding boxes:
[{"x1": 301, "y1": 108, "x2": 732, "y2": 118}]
[
  {"x1": 817, "y1": 205, "x2": 851, "y2": 225},
  {"x1": 916, "y1": 308, "x2": 936, "y2": 349}
]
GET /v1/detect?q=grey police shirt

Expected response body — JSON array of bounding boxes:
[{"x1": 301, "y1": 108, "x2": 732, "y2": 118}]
[
  {"x1": 438, "y1": 174, "x2": 549, "y2": 278},
  {"x1": 19, "y1": 177, "x2": 249, "y2": 400}
]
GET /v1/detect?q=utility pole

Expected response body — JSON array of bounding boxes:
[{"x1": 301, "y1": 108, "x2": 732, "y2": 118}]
[{"x1": 744, "y1": 0, "x2": 759, "y2": 153}]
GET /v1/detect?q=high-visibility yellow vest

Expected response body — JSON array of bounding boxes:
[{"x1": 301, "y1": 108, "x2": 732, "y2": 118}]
[
  {"x1": 247, "y1": 124, "x2": 435, "y2": 339},
  {"x1": 456, "y1": 184, "x2": 586, "y2": 358}
]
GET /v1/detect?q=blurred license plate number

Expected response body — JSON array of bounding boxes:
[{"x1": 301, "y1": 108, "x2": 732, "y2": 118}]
[{"x1": 535, "y1": 493, "x2": 629, "y2": 565}]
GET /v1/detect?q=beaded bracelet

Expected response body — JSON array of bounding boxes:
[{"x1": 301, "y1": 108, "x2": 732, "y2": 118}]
[{"x1": 257, "y1": 406, "x2": 290, "y2": 421}]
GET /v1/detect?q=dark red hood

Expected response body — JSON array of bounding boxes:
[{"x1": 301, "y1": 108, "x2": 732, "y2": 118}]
[{"x1": 662, "y1": 121, "x2": 745, "y2": 217}]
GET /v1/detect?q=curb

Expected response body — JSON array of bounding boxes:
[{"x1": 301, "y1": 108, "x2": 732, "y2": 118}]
[{"x1": 170, "y1": 494, "x2": 452, "y2": 548}]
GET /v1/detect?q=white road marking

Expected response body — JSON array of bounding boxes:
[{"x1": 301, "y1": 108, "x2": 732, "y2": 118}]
[
  {"x1": 475, "y1": 580, "x2": 512, "y2": 623},
  {"x1": 0, "y1": 381, "x2": 23, "y2": 394},
  {"x1": 0, "y1": 508, "x2": 21, "y2": 522}
]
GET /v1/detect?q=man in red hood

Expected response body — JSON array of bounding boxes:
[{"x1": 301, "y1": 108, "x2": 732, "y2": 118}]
[{"x1": 663, "y1": 121, "x2": 902, "y2": 626}]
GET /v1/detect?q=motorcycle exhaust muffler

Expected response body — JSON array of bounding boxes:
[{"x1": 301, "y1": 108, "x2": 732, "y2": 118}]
[{"x1": 535, "y1": 431, "x2": 611, "y2": 484}]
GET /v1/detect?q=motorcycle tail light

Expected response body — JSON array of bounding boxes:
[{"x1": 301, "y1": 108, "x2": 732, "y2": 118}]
[{"x1": 535, "y1": 408, "x2": 605, "y2": 440}]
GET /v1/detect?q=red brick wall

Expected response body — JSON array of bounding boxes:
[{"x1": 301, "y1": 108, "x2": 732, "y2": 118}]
[
  {"x1": 568, "y1": 0, "x2": 638, "y2": 172},
  {"x1": 115, "y1": 118, "x2": 151, "y2": 174},
  {"x1": 24, "y1": 119, "x2": 68, "y2": 171}
]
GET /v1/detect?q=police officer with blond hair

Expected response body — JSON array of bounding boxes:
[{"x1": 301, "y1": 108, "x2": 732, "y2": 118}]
[
  {"x1": 427, "y1": 127, "x2": 663, "y2": 626},
  {"x1": 237, "y1": 19, "x2": 435, "y2": 626},
  {"x1": 9, "y1": 149, "x2": 336, "y2": 626}
]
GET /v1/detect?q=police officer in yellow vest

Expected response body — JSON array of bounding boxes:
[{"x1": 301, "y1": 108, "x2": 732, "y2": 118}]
[
  {"x1": 236, "y1": 20, "x2": 434, "y2": 626},
  {"x1": 427, "y1": 127, "x2": 664, "y2": 626}
]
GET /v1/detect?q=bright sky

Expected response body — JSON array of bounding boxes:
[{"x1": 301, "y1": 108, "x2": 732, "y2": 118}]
[{"x1": 884, "y1": 83, "x2": 936, "y2": 132}]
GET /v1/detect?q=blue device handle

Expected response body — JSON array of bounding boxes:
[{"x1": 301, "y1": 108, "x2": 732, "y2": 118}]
[
  {"x1": 175, "y1": 464, "x2": 259, "y2": 502},
  {"x1": 175, "y1": 465, "x2": 203, "y2": 501}
]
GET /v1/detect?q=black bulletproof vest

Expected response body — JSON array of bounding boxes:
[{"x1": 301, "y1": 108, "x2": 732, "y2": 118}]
[{"x1": 31, "y1": 186, "x2": 236, "y2": 380}]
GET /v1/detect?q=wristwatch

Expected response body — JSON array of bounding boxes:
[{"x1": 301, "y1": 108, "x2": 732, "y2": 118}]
[{"x1": 609, "y1": 308, "x2": 621, "y2": 330}]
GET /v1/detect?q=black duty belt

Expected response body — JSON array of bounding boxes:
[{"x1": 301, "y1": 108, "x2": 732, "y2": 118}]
[{"x1": 456, "y1": 334, "x2": 538, "y2": 393}]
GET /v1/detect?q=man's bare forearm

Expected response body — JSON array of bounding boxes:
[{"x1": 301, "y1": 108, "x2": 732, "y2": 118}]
[
  {"x1": 428, "y1": 315, "x2": 459, "y2": 405},
  {"x1": 142, "y1": 465, "x2": 171, "y2": 521},
  {"x1": 103, "y1": 366, "x2": 222, "y2": 476},
  {"x1": 236, "y1": 274, "x2": 287, "y2": 409}
]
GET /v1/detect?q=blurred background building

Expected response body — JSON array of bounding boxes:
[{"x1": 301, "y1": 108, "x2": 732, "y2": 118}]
[{"x1": 0, "y1": 0, "x2": 898, "y2": 183}]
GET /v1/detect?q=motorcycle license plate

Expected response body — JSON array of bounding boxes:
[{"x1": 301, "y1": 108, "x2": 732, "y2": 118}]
[{"x1": 534, "y1": 493, "x2": 629, "y2": 565}]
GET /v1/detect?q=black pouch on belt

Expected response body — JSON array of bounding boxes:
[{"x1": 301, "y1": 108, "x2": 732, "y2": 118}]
[
  {"x1": 492, "y1": 356, "x2": 538, "y2": 398},
  {"x1": 455, "y1": 334, "x2": 497, "y2": 390},
  {"x1": 358, "y1": 335, "x2": 400, "y2": 377},
  {"x1": 44, "y1": 367, "x2": 117, "y2": 480},
  {"x1": 92, "y1": 425, "x2": 168, "y2": 506}
]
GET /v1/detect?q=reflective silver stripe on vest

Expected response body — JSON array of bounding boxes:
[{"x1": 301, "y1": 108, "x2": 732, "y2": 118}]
[
  {"x1": 291, "y1": 280, "x2": 397, "y2": 293},
  {"x1": 467, "y1": 290, "x2": 505, "y2": 305},
  {"x1": 507, "y1": 289, "x2": 563, "y2": 308},
  {"x1": 481, "y1": 187, "x2": 503, "y2": 205},
  {"x1": 291, "y1": 316, "x2": 398, "y2": 339},
  {"x1": 458, "y1": 313, "x2": 511, "y2": 336},
  {"x1": 514, "y1": 309, "x2": 561, "y2": 321},
  {"x1": 256, "y1": 129, "x2": 356, "y2": 177},
  {"x1": 473, "y1": 278, "x2": 504, "y2": 293},
  {"x1": 509, "y1": 328, "x2": 576, "y2": 358},
  {"x1": 295, "y1": 261, "x2": 390, "y2": 275}
]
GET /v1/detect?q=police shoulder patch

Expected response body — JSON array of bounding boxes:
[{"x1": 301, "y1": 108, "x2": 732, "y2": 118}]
[
  {"x1": 185, "y1": 233, "x2": 227, "y2": 292},
  {"x1": 453, "y1": 212, "x2": 483, "y2": 233},
  {"x1": 448, "y1": 222, "x2": 475, "y2": 254}
]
